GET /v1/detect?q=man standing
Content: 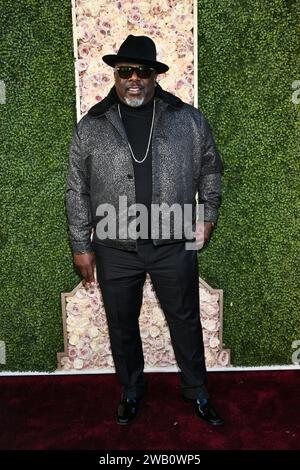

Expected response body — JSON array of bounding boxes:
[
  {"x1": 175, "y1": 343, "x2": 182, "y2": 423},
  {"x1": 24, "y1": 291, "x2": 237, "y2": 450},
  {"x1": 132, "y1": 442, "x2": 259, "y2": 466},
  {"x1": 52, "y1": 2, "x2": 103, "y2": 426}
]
[{"x1": 66, "y1": 35, "x2": 224, "y2": 426}]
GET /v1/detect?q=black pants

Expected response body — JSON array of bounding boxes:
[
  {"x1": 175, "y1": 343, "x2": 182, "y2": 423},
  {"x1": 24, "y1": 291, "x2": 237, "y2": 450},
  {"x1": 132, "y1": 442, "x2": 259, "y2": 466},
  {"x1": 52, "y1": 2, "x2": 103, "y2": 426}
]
[{"x1": 92, "y1": 239, "x2": 209, "y2": 400}]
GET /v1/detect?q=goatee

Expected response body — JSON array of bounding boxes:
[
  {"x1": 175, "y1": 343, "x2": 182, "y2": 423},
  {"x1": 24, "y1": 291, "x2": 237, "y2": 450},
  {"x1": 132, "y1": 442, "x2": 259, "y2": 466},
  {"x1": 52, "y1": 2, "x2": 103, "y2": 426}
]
[{"x1": 124, "y1": 96, "x2": 145, "y2": 107}]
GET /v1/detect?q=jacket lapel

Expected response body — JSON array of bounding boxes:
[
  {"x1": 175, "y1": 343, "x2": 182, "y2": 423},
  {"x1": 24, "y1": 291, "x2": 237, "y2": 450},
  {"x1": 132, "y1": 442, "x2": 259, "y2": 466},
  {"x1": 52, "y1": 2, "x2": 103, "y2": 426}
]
[
  {"x1": 104, "y1": 96, "x2": 169, "y2": 142},
  {"x1": 105, "y1": 103, "x2": 128, "y2": 141}
]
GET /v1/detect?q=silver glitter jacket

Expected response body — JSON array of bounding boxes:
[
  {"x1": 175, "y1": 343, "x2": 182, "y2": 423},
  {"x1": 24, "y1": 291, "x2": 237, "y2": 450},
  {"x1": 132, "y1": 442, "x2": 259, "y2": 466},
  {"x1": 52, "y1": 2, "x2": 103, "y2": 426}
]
[{"x1": 65, "y1": 84, "x2": 224, "y2": 253}]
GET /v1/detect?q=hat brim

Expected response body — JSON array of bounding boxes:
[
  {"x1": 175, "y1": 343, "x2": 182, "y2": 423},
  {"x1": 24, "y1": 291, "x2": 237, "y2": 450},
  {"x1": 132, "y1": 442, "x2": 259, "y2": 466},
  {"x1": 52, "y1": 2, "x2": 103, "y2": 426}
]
[{"x1": 102, "y1": 55, "x2": 169, "y2": 74}]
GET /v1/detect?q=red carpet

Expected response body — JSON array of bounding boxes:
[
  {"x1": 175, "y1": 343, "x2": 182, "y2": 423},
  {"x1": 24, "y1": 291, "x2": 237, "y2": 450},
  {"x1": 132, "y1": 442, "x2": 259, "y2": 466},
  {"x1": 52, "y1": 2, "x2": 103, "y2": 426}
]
[{"x1": 0, "y1": 371, "x2": 299, "y2": 450}]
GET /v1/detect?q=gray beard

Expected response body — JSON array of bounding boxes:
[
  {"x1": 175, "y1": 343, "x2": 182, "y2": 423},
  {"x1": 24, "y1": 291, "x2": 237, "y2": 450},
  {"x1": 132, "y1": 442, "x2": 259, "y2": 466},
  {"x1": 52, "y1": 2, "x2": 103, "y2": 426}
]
[{"x1": 124, "y1": 96, "x2": 145, "y2": 107}]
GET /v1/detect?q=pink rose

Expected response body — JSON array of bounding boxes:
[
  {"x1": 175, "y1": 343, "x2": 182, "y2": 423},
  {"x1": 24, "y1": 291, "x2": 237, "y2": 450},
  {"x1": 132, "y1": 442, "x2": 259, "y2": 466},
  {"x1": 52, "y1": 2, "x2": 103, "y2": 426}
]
[
  {"x1": 66, "y1": 303, "x2": 81, "y2": 316},
  {"x1": 186, "y1": 75, "x2": 194, "y2": 86},
  {"x1": 90, "y1": 296, "x2": 100, "y2": 310},
  {"x1": 100, "y1": 73, "x2": 112, "y2": 86},
  {"x1": 77, "y1": 23, "x2": 93, "y2": 42},
  {"x1": 76, "y1": 58, "x2": 89, "y2": 72},
  {"x1": 177, "y1": 45, "x2": 189, "y2": 58},
  {"x1": 92, "y1": 315, "x2": 102, "y2": 327},
  {"x1": 217, "y1": 350, "x2": 230, "y2": 367},
  {"x1": 86, "y1": 286, "x2": 99, "y2": 298},
  {"x1": 78, "y1": 345, "x2": 92, "y2": 360},
  {"x1": 175, "y1": 79, "x2": 185, "y2": 90},
  {"x1": 68, "y1": 346, "x2": 77, "y2": 358},
  {"x1": 128, "y1": 11, "x2": 142, "y2": 25},
  {"x1": 60, "y1": 357, "x2": 73, "y2": 370},
  {"x1": 78, "y1": 42, "x2": 91, "y2": 58},
  {"x1": 185, "y1": 63, "x2": 194, "y2": 74}
]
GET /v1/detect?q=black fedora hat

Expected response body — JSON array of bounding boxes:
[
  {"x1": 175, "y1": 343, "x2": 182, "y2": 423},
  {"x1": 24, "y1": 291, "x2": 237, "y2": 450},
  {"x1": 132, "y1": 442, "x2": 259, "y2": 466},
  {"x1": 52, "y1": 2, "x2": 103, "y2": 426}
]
[{"x1": 102, "y1": 35, "x2": 169, "y2": 74}]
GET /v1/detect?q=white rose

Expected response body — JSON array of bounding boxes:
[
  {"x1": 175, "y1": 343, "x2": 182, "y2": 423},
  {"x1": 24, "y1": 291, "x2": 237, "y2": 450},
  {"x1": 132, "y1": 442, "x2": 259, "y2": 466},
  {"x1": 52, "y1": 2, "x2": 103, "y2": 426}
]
[
  {"x1": 202, "y1": 319, "x2": 218, "y2": 332},
  {"x1": 138, "y1": 1, "x2": 151, "y2": 14},
  {"x1": 149, "y1": 325, "x2": 160, "y2": 338},
  {"x1": 209, "y1": 337, "x2": 220, "y2": 349},
  {"x1": 90, "y1": 339, "x2": 101, "y2": 352},
  {"x1": 72, "y1": 328, "x2": 83, "y2": 336},
  {"x1": 113, "y1": 15, "x2": 127, "y2": 28},
  {"x1": 151, "y1": 307, "x2": 164, "y2": 323},
  {"x1": 176, "y1": 16, "x2": 193, "y2": 32},
  {"x1": 76, "y1": 338, "x2": 86, "y2": 349},
  {"x1": 153, "y1": 337, "x2": 165, "y2": 350},
  {"x1": 106, "y1": 356, "x2": 114, "y2": 367},
  {"x1": 89, "y1": 326, "x2": 100, "y2": 338},
  {"x1": 73, "y1": 317, "x2": 90, "y2": 329},
  {"x1": 140, "y1": 327, "x2": 149, "y2": 339},
  {"x1": 200, "y1": 289, "x2": 212, "y2": 303},
  {"x1": 69, "y1": 334, "x2": 80, "y2": 346},
  {"x1": 122, "y1": 2, "x2": 132, "y2": 12},
  {"x1": 174, "y1": 3, "x2": 192, "y2": 15},
  {"x1": 203, "y1": 304, "x2": 219, "y2": 317},
  {"x1": 74, "y1": 288, "x2": 88, "y2": 299},
  {"x1": 66, "y1": 316, "x2": 77, "y2": 327},
  {"x1": 73, "y1": 358, "x2": 84, "y2": 370},
  {"x1": 83, "y1": 0, "x2": 101, "y2": 17}
]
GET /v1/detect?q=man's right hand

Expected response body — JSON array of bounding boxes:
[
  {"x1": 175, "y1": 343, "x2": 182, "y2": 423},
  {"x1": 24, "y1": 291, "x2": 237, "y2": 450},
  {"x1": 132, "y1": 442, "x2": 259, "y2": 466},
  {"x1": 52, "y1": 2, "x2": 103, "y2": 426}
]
[{"x1": 73, "y1": 252, "x2": 96, "y2": 287}]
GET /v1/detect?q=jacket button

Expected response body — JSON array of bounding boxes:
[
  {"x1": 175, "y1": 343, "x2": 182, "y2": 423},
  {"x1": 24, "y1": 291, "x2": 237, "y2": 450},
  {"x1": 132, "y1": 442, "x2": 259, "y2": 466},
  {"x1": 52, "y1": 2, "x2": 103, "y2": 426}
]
[{"x1": 127, "y1": 174, "x2": 133, "y2": 179}]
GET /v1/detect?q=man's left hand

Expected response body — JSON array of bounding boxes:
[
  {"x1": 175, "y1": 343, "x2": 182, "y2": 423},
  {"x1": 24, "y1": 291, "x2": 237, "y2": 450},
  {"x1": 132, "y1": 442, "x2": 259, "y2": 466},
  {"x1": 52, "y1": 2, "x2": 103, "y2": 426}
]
[
  {"x1": 204, "y1": 221, "x2": 215, "y2": 243},
  {"x1": 195, "y1": 221, "x2": 215, "y2": 249}
]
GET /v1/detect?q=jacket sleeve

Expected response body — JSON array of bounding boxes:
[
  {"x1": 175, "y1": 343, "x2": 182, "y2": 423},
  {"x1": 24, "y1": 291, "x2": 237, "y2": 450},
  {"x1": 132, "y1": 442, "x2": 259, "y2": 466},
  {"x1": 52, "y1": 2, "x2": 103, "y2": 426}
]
[
  {"x1": 65, "y1": 122, "x2": 94, "y2": 254},
  {"x1": 198, "y1": 115, "x2": 224, "y2": 223}
]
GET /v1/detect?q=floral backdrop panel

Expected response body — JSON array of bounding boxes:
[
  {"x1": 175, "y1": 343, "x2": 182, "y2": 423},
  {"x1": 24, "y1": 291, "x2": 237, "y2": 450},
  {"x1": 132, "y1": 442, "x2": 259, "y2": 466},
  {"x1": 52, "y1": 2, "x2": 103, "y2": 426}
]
[
  {"x1": 73, "y1": 0, "x2": 197, "y2": 119},
  {"x1": 58, "y1": 275, "x2": 230, "y2": 371}
]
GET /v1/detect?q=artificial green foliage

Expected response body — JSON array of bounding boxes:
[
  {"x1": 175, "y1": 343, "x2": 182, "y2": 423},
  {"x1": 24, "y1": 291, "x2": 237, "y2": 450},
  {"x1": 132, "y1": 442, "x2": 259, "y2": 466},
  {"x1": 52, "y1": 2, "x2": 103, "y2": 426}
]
[
  {"x1": 0, "y1": 0, "x2": 299, "y2": 370},
  {"x1": 198, "y1": 0, "x2": 300, "y2": 365},
  {"x1": 0, "y1": 0, "x2": 81, "y2": 371}
]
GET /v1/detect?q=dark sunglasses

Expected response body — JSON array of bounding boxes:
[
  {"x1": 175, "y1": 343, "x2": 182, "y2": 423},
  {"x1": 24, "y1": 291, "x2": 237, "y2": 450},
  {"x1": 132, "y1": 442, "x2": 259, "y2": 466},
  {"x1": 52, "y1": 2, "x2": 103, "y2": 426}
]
[{"x1": 114, "y1": 65, "x2": 155, "y2": 79}]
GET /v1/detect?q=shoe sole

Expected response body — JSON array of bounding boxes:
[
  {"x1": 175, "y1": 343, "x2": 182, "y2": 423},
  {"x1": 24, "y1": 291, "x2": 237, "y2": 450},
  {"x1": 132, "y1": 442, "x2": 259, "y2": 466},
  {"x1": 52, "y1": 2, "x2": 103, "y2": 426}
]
[
  {"x1": 116, "y1": 413, "x2": 138, "y2": 425},
  {"x1": 182, "y1": 396, "x2": 224, "y2": 426},
  {"x1": 116, "y1": 400, "x2": 142, "y2": 425},
  {"x1": 197, "y1": 416, "x2": 224, "y2": 426}
]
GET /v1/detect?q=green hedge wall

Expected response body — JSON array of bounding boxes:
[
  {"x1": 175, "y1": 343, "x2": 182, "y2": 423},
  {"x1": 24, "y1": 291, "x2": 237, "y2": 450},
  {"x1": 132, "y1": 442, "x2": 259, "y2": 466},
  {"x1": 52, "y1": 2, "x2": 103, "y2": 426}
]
[
  {"x1": 0, "y1": 0, "x2": 299, "y2": 371},
  {"x1": 198, "y1": 0, "x2": 300, "y2": 365},
  {"x1": 0, "y1": 0, "x2": 80, "y2": 371}
]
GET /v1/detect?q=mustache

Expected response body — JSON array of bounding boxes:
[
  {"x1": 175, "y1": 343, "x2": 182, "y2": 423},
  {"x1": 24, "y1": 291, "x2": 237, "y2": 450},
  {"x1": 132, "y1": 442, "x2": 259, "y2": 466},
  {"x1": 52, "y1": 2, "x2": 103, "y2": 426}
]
[{"x1": 126, "y1": 84, "x2": 144, "y2": 90}]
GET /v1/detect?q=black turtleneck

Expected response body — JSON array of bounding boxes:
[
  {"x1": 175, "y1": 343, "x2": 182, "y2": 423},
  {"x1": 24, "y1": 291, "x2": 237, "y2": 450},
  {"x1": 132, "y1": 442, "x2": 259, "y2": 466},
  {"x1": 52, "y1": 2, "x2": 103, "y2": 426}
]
[{"x1": 118, "y1": 95, "x2": 154, "y2": 240}]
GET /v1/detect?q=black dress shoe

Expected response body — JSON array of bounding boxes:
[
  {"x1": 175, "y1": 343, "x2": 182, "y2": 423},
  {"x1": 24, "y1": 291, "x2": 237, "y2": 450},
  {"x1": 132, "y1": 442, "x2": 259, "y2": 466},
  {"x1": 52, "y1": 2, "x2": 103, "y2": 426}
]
[
  {"x1": 117, "y1": 397, "x2": 140, "y2": 425},
  {"x1": 183, "y1": 396, "x2": 224, "y2": 426}
]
